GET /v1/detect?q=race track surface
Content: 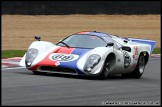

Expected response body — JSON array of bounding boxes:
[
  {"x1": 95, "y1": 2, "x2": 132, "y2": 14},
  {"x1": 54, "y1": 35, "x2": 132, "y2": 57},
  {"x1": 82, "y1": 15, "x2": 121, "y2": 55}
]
[{"x1": 2, "y1": 58, "x2": 161, "y2": 106}]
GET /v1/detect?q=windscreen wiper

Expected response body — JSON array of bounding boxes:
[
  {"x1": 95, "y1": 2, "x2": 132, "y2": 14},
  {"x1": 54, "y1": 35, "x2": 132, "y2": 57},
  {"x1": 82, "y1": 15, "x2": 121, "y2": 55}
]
[{"x1": 59, "y1": 41, "x2": 70, "y2": 48}]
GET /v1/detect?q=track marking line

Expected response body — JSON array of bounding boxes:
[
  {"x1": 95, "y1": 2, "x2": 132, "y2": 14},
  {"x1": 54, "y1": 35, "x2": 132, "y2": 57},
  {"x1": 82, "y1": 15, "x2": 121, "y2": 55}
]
[{"x1": 2, "y1": 67, "x2": 25, "y2": 70}]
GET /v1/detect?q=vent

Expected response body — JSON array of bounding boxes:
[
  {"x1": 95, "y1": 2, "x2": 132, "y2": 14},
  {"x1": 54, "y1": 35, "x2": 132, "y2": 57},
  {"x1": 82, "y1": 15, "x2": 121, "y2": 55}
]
[{"x1": 38, "y1": 66, "x2": 77, "y2": 74}]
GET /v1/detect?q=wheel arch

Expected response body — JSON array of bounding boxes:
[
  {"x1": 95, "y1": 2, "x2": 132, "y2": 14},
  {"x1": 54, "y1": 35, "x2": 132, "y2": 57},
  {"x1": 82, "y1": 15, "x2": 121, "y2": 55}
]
[
  {"x1": 139, "y1": 51, "x2": 149, "y2": 65},
  {"x1": 105, "y1": 52, "x2": 116, "y2": 61},
  {"x1": 98, "y1": 52, "x2": 116, "y2": 79},
  {"x1": 105, "y1": 52, "x2": 116, "y2": 71}
]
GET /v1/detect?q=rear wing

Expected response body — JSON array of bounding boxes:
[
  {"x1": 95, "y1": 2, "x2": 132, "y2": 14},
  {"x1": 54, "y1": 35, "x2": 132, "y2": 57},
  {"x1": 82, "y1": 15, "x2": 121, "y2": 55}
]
[{"x1": 128, "y1": 38, "x2": 156, "y2": 54}]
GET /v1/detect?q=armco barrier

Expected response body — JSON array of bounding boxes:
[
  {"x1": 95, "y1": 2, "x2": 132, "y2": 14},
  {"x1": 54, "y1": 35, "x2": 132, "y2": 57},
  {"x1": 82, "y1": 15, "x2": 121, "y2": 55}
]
[{"x1": 2, "y1": 1, "x2": 160, "y2": 15}]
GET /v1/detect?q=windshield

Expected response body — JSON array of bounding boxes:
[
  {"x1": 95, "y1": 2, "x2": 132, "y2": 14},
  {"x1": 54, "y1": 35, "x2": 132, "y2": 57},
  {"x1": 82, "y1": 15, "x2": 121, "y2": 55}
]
[{"x1": 57, "y1": 34, "x2": 107, "y2": 48}]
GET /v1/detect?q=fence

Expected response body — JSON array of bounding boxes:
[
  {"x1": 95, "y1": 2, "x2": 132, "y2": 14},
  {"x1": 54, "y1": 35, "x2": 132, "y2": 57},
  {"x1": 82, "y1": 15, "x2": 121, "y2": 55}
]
[{"x1": 2, "y1": 1, "x2": 161, "y2": 15}]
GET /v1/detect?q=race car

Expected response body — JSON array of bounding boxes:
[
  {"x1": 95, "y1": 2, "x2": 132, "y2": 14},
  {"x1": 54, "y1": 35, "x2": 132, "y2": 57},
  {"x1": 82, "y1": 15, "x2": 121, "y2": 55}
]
[{"x1": 19, "y1": 31, "x2": 156, "y2": 79}]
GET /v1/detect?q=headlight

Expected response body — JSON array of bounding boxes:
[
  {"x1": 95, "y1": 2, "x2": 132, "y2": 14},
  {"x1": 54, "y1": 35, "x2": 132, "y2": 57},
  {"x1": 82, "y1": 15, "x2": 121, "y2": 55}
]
[
  {"x1": 25, "y1": 48, "x2": 38, "y2": 67},
  {"x1": 84, "y1": 54, "x2": 101, "y2": 72}
]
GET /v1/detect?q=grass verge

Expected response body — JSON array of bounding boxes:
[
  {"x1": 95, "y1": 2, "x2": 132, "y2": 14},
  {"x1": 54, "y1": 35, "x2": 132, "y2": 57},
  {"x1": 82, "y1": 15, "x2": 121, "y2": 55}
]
[
  {"x1": 152, "y1": 48, "x2": 161, "y2": 54},
  {"x1": 1, "y1": 48, "x2": 160, "y2": 58},
  {"x1": 2, "y1": 50, "x2": 27, "y2": 58}
]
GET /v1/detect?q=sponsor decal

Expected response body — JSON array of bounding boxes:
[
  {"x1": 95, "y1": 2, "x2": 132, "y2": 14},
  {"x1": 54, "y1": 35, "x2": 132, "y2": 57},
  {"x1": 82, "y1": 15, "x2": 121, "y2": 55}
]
[
  {"x1": 123, "y1": 51, "x2": 131, "y2": 68},
  {"x1": 133, "y1": 46, "x2": 138, "y2": 60},
  {"x1": 49, "y1": 53, "x2": 79, "y2": 62},
  {"x1": 134, "y1": 46, "x2": 138, "y2": 55}
]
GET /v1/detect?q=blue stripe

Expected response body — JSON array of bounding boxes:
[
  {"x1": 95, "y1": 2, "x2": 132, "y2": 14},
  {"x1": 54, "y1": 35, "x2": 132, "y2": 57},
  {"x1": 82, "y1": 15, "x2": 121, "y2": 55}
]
[
  {"x1": 71, "y1": 48, "x2": 90, "y2": 55},
  {"x1": 130, "y1": 39, "x2": 156, "y2": 54},
  {"x1": 58, "y1": 48, "x2": 91, "y2": 74}
]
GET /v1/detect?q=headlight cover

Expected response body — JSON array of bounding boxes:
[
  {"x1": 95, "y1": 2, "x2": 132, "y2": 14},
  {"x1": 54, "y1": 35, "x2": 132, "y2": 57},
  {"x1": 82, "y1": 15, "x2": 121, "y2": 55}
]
[
  {"x1": 25, "y1": 48, "x2": 38, "y2": 67},
  {"x1": 84, "y1": 54, "x2": 101, "y2": 72}
]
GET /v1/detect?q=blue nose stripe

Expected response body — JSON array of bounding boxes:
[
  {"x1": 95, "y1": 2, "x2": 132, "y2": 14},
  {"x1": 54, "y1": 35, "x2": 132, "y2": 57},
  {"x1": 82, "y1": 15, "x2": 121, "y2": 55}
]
[
  {"x1": 71, "y1": 48, "x2": 91, "y2": 55},
  {"x1": 57, "y1": 48, "x2": 91, "y2": 74}
]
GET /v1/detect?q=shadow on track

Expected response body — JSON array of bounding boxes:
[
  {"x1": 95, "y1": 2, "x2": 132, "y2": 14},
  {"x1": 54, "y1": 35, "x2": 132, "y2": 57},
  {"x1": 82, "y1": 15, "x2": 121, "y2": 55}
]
[{"x1": 17, "y1": 71, "x2": 141, "y2": 81}]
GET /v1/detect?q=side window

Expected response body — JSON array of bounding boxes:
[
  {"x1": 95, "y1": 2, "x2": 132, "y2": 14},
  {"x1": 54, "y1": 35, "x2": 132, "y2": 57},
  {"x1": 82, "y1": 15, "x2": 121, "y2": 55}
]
[
  {"x1": 103, "y1": 36, "x2": 121, "y2": 49},
  {"x1": 113, "y1": 42, "x2": 121, "y2": 50},
  {"x1": 115, "y1": 42, "x2": 122, "y2": 49}
]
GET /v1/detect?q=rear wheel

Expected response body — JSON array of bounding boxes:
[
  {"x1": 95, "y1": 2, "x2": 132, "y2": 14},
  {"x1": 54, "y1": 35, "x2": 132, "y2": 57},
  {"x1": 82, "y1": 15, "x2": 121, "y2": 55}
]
[
  {"x1": 132, "y1": 53, "x2": 145, "y2": 78},
  {"x1": 122, "y1": 53, "x2": 145, "y2": 78},
  {"x1": 32, "y1": 71, "x2": 47, "y2": 75}
]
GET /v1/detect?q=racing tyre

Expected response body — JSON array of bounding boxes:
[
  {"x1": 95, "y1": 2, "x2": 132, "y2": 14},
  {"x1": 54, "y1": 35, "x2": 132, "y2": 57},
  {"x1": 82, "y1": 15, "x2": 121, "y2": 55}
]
[
  {"x1": 98, "y1": 54, "x2": 116, "y2": 80},
  {"x1": 122, "y1": 53, "x2": 145, "y2": 78},
  {"x1": 98, "y1": 61, "x2": 110, "y2": 80},
  {"x1": 131, "y1": 53, "x2": 145, "y2": 78},
  {"x1": 32, "y1": 71, "x2": 47, "y2": 75}
]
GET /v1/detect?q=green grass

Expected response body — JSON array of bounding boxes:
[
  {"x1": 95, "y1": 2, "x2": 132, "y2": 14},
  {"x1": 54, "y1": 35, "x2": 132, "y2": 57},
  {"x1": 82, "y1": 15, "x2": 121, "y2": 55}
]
[
  {"x1": 152, "y1": 48, "x2": 161, "y2": 54},
  {"x1": 1, "y1": 48, "x2": 160, "y2": 58},
  {"x1": 2, "y1": 50, "x2": 27, "y2": 58}
]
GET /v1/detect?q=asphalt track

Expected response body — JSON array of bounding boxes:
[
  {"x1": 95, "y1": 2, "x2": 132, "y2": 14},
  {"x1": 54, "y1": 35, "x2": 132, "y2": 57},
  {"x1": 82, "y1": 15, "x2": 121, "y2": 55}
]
[{"x1": 2, "y1": 58, "x2": 161, "y2": 106}]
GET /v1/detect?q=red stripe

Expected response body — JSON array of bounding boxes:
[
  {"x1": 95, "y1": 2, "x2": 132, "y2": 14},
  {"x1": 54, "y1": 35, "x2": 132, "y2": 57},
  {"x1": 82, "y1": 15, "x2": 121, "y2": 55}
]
[
  {"x1": 56, "y1": 47, "x2": 74, "y2": 54},
  {"x1": 76, "y1": 31, "x2": 89, "y2": 34},
  {"x1": 29, "y1": 47, "x2": 74, "y2": 70}
]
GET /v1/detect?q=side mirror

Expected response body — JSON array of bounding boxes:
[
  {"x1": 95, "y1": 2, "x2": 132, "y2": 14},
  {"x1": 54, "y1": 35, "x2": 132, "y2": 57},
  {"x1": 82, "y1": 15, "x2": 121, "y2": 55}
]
[
  {"x1": 122, "y1": 46, "x2": 131, "y2": 52},
  {"x1": 123, "y1": 40, "x2": 128, "y2": 43},
  {"x1": 106, "y1": 42, "x2": 114, "y2": 47},
  {"x1": 34, "y1": 36, "x2": 41, "y2": 41}
]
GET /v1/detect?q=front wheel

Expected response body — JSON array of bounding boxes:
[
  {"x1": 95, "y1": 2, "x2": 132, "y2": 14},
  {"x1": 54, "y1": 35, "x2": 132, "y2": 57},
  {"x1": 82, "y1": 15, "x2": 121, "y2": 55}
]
[
  {"x1": 98, "y1": 61, "x2": 110, "y2": 80},
  {"x1": 98, "y1": 54, "x2": 116, "y2": 80}
]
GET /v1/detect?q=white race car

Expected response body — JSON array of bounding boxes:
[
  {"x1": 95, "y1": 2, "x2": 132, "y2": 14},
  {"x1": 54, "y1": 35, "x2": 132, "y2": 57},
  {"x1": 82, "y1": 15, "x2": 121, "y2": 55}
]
[{"x1": 19, "y1": 31, "x2": 156, "y2": 79}]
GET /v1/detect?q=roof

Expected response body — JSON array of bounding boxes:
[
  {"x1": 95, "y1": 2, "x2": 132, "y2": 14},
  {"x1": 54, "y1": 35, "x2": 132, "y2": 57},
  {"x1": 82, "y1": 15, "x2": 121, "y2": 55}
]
[{"x1": 76, "y1": 31, "x2": 111, "y2": 37}]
